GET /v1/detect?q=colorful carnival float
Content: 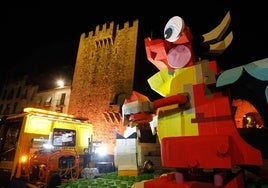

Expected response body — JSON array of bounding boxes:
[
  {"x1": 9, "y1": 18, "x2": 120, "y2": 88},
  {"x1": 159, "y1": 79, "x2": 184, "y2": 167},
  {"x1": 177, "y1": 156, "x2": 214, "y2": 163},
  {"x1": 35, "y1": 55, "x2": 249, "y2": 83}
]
[{"x1": 122, "y1": 12, "x2": 268, "y2": 188}]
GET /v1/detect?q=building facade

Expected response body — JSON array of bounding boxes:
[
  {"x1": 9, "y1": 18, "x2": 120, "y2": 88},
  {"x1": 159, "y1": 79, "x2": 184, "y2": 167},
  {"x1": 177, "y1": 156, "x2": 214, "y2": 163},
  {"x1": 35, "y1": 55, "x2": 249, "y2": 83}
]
[
  {"x1": 0, "y1": 76, "x2": 71, "y2": 115},
  {"x1": 0, "y1": 76, "x2": 39, "y2": 115},
  {"x1": 29, "y1": 86, "x2": 71, "y2": 113}
]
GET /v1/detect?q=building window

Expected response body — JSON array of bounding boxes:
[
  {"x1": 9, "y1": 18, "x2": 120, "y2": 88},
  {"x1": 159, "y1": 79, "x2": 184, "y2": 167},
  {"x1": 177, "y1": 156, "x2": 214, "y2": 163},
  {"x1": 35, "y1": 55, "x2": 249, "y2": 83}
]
[
  {"x1": 4, "y1": 104, "x2": 10, "y2": 114},
  {"x1": 7, "y1": 89, "x2": 14, "y2": 100},
  {"x1": 44, "y1": 96, "x2": 52, "y2": 107},
  {"x1": 16, "y1": 87, "x2": 21, "y2": 98},
  {"x1": 21, "y1": 89, "x2": 28, "y2": 99},
  {"x1": 60, "y1": 93, "x2": 66, "y2": 105},
  {"x1": 13, "y1": 102, "x2": 18, "y2": 114}
]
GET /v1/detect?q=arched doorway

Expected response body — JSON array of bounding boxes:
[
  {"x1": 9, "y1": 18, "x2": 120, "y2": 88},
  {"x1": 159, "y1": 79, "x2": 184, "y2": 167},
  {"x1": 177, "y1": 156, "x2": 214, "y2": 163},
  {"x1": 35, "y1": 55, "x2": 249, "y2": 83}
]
[{"x1": 232, "y1": 99, "x2": 264, "y2": 128}]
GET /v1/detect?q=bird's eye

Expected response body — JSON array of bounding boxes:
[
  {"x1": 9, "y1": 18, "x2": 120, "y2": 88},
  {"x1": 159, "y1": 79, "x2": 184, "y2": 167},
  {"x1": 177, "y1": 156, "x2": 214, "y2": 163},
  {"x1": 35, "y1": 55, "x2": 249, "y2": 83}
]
[{"x1": 164, "y1": 16, "x2": 184, "y2": 43}]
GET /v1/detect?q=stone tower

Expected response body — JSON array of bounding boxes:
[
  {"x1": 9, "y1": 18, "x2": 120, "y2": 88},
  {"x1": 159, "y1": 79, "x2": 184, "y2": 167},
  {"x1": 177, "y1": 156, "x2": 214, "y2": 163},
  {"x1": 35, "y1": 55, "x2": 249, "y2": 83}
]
[{"x1": 68, "y1": 20, "x2": 139, "y2": 154}]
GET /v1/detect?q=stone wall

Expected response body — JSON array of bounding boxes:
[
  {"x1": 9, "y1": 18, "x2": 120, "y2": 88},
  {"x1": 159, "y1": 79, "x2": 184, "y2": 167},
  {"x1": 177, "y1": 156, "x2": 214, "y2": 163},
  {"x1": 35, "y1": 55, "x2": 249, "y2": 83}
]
[{"x1": 69, "y1": 20, "x2": 139, "y2": 154}]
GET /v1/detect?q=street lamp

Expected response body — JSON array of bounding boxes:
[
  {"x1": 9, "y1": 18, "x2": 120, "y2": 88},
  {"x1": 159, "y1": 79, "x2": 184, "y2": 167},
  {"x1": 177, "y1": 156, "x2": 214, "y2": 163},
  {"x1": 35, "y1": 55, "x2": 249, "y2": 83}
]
[{"x1": 57, "y1": 80, "x2": 64, "y2": 88}]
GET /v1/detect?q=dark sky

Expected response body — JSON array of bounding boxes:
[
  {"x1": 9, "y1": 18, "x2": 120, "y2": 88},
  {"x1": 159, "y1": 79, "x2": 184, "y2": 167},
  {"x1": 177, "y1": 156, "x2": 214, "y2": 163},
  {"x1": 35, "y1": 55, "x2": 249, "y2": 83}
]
[
  {"x1": 5, "y1": 2, "x2": 268, "y2": 78},
  {"x1": 4, "y1": 3, "x2": 268, "y2": 79},
  {"x1": 4, "y1": 2, "x2": 268, "y2": 124}
]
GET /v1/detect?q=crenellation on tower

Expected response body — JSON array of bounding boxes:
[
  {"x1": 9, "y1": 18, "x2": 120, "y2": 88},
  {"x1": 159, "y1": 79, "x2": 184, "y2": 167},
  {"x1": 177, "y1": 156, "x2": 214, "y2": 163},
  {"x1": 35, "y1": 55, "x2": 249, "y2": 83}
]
[{"x1": 69, "y1": 19, "x2": 139, "y2": 154}]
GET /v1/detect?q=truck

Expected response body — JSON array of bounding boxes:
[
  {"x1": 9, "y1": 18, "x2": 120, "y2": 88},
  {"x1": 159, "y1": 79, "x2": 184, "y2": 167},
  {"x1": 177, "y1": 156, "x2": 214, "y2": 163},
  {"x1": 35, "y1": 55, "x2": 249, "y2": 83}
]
[{"x1": 0, "y1": 107, "x2": 93, "y2": 188}]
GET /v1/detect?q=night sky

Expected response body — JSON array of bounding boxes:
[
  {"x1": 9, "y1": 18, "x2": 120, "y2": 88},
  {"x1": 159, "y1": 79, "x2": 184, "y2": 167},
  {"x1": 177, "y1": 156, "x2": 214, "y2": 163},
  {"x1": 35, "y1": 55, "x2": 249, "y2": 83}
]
[{"x1": 4, "y1": 2, "x2": 268, "y2": 124}]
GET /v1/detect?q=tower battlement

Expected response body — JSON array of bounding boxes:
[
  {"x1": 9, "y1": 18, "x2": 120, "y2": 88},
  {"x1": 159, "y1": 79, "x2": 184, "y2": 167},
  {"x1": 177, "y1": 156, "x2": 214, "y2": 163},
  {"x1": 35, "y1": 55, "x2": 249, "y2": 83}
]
[{"x1": 69, "y1": 18, "x2": 139, "y2": 153}]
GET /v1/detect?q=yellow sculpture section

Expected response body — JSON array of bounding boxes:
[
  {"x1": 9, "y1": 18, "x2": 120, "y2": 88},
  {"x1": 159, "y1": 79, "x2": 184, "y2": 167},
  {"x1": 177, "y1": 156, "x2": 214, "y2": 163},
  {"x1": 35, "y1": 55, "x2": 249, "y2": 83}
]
[
  {"x1": 147, "y1": 65, "x2": 197, "y2": 97},
  {"x1": 148, "y1": 65, "x2": 204, "y2": 141}
]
